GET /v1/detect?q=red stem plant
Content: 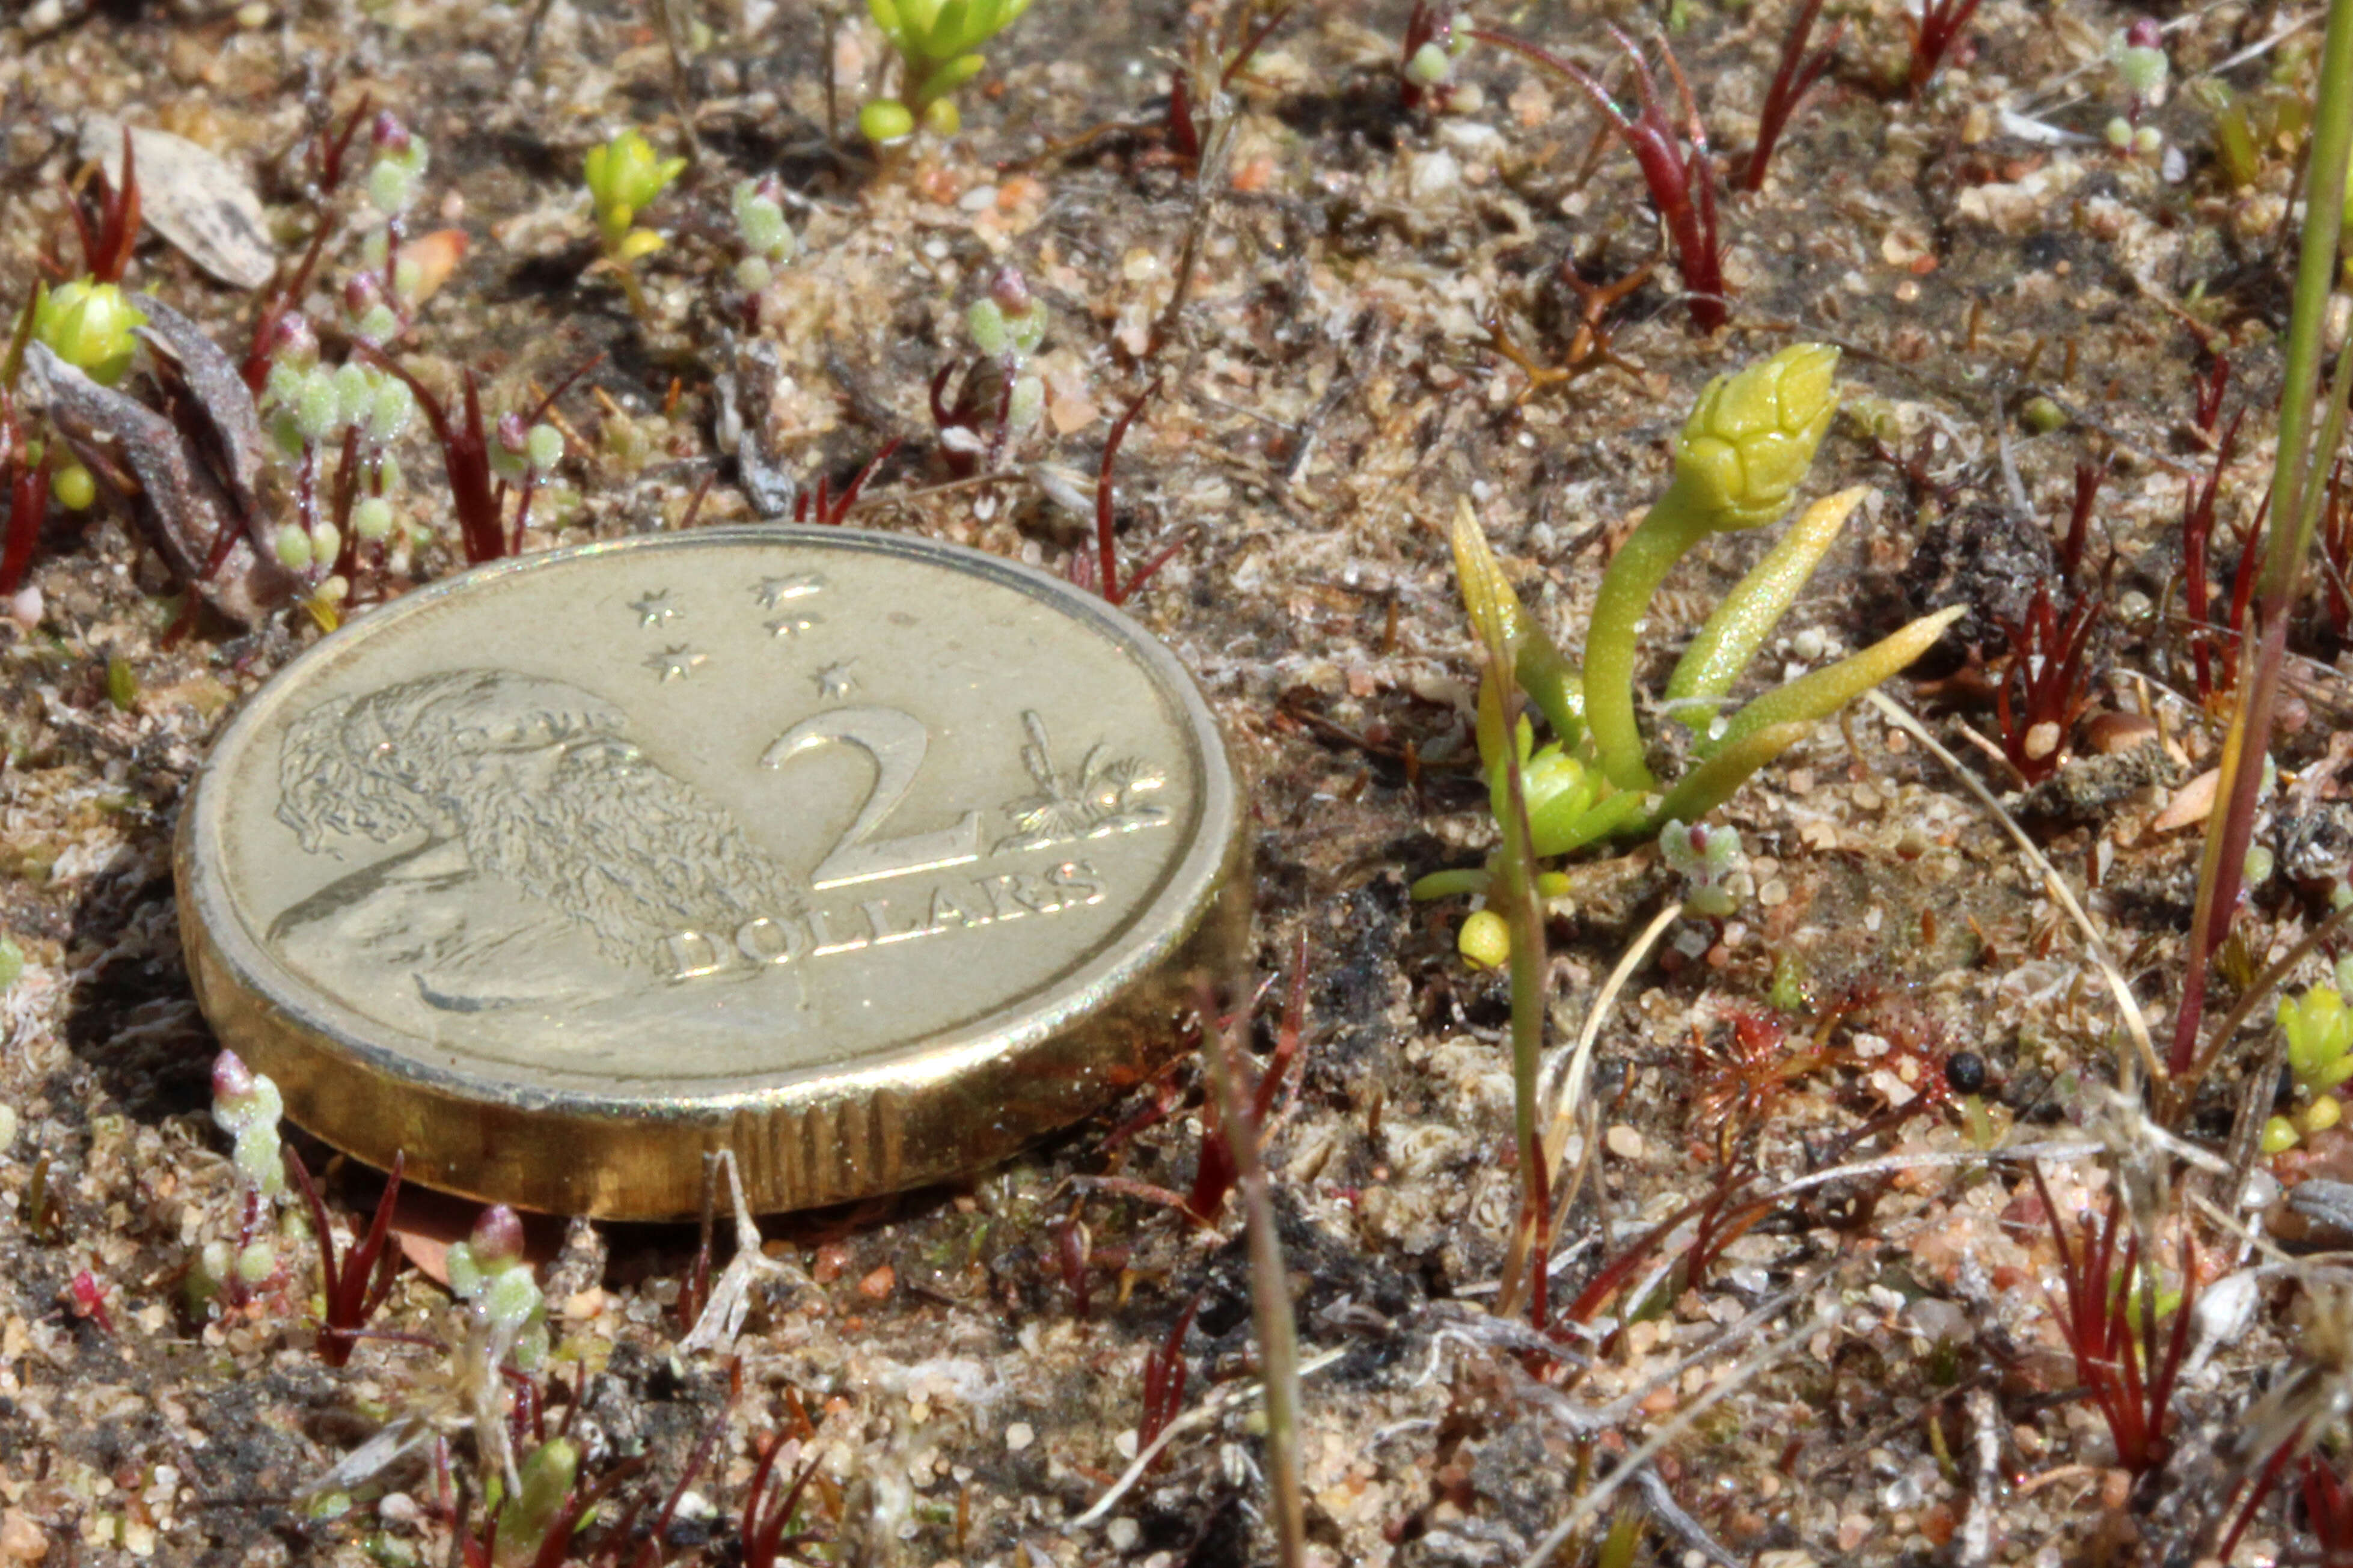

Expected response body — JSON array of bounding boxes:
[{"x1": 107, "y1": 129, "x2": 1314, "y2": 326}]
[
  {"x1": 2028, "y1": 1165, "x2": 2196, "y2": 1479},
  {"x1": 1906, "y1": 0, "x2": 1986, "y2": 96},
  {"x1": 2168, "y1": 0, "x2": 2353, "y2": 1079},
  {"x1": 63, "y1": 127, "x2": 141, "y2": 284},
  {"x1": 1072, "y1": 382, "x2": 1192, "y2": 606},
  {"x1": 1164, "y1": 1, "x2": 1294, "y2": 166},
  {"x1": 2180, "y1": 408, "x2": 2257, "y2": 704},
  {"x1": 282, "y1": 1147, "x2": 407, "y2": 1368},
  {"x1": 1739, "y1": 0, "x2": 1839, "y2": 192},
  {"x1": 357, "y1": 349, "x2": 598, "y2": 564},
  {"x1": 793, "y1": 438, "x2": 901, "y2": 525},
  {"x1": 2319, "y1": 457, "x2": 2353, "y2": 643},
  {"x1": 738, "y1": 1432, "x2": 830, "y2": 1567},
  {"x1": 1993, "y1": 585, "x2": 2100, "y2": 784},
  {"x1": 1470, "y1": 26, "x2": 1726, "y2": 332},
  {"x1": 1137, "y1": 1292, "x2": 1204, "y2": 1471},
  {"x1": 0, "y1": 395, "x2": 54, "y2": 599}
]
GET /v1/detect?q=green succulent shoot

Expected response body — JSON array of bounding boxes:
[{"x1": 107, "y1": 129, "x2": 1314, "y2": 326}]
[
  {"x1": 860, "y1": 0, "x2": 1036, "y2": 141},
  {"x1": 2264, "y1": 983, "x2": 2353, "y2": 1153},
  {"x1": 1413, "y1": 345, "x2": 1963, "y2": 964},
  {"x1": 33, "y1": 279, "x2": 147, "y2": 388},
  {"x1": 584, "y1": 128, "x2": 687, "y2": 264}
]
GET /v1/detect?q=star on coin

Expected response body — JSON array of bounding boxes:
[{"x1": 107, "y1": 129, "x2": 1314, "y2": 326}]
[
  {"x1": 629, "y1": 589, "x2": 682, "y2": 627},
  {"x1": 766, "y1": 614, "x2": 819, "y2": 639},
  {"x1": 815, "y1": 659, "x2": 857, "y2": 698},
  {"x1": 754, "y1": 573, "x2": 825, "y2": 609},
  {"x1": 645, "y1": 645, "x2": 707, "y2": 682}
]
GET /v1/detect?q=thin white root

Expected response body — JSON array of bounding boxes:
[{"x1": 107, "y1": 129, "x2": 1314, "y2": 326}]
[{"x1": 680, "y1": 1149, "x2": 810, "y2": 1355}]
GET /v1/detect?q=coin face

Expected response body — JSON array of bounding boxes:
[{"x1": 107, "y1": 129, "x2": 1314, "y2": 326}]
[{"x1": 177, "y1": 528, "x2": 1244, "y2": 1218}]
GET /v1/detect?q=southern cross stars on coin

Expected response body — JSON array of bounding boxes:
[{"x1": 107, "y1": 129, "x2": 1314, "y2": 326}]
[
  {"x1": 754, "y1": 573, "x2": 824, "y2": 609},
  {"x1": 815, "y1": 659, "x2": 856, "y2": 698},
  {"x1": 629, "y1": 590, "x2": 682, "y2": 627},
  {"x1": 645, "y1": 644, "x2": 706, "y2": 682}
]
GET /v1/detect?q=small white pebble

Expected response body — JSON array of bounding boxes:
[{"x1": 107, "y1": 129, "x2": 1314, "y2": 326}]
[
  {"x1": 6, "y1": 586, "x2": 40, "y2": 630},
  {"x1": 1605, "y1": 1124, "x2": 1644, "y2": 1160},
  {"x1": 1108, "y1": 1519, "x2": 1142, "y2": 1551},
  {"x1": 958, "y1": 184, "x2": 999, "y2": 213},
  {"x1": 0, "y1": 1104, "x2": 16, "y2": 1152},
  {"x1": 1006, "y1": 1421, "x2": 1035, "y2": 1452}
]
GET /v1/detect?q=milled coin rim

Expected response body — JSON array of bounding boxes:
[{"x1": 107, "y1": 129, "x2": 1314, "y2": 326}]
[{"x1": 176, "y1": 526, "x2": 1246, "y2": 1218}]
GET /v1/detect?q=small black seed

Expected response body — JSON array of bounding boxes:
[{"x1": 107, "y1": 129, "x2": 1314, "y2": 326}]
[{"x1": 1945, "y1": 1052, "x2": 1986, "y2": 1094}]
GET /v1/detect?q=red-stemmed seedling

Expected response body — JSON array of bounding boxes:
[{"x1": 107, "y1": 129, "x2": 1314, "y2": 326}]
[
  {"x1": 794, "y1": 438, "x2": 902, "y2": 525},
  {"x1": 62, "y1": 127, "x2": 141, "y2": 285},
  {"x1": 1738, "y1": 0, "x2": 1840, "y2": 193},
  {"x1": 1906, "y1": 0, "x2": 1985, "y2": 96},
  {"x1": 1138, "y1": 1292, "x2": 1204, "y2": 1472},
  {"x1": 0, "y1": 391, "x2": 55, "y2": 601},
  {"x1": 357, "y1": 349, "x2": 598, "y2": 564},
  {"x1": 281, "y1": 1145, "x2": 406, "y2": 1368},
  {"x1": 1164, "y1": 2, "x2": 1296, "y2": 168},
  {"x1": 1077, "y1": 942, "x2": 1306, "y2": 1223},
  {"x1": 1181, "y1": 933, "x2": 1308, "y2": 1221},
  {"x1": 1067, "y1": 382, "x2": 1193, "y2": 606},
  {"x1": 1470, "y1": 26, "x2": 1726, "y2": 332},
  {"x1": 738, "y1": 1432, "x2": 831, "y2": 1567},
  {"x1": 2059, "y1": 457, "x2": 2103, "y2": 583},
  {"x1": 1399, "y1": 1, "x2": 1460, "y2": 115},
  {"x1": 2028, "y1": 1164, "x2": 2197, "y2": 1479},
  {"x1": 67, "y1": 1269, "x2": 116, "y2": 1335},
  {"x1": 2182, "y1": 408, "x2": 2256, "y2": 704},
  {"x1": 2191, "y1": 352, "x2": 2230, "y2": 440},
  {"x1": 2318, "y1": 457, "x2": 2353, "y2": 644},
  {"x1": 1993, "y1": 584, "x2": 2100, "y2": 784}
]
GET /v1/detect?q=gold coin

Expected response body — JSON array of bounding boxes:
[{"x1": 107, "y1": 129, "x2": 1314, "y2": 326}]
[{"x1": 177, "y1": 528, "x2": 1244, "y2": 1218}]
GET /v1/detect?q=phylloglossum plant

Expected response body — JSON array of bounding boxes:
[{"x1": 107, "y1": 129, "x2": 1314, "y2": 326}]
[
  {"x1": 1415, "y1": 345, "x2": 1963, "y2": 948},
  {"x1": 859, "y1": 0, "x2": 1036, "y2": 141}
]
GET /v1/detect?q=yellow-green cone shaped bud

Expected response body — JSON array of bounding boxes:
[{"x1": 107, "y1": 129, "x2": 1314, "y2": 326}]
[
  {"x1": 34, "y1": 281, "x2": 148, "y2": 388},
  {"x1": 1672, "y1": 343, "x2": 1841, "y2": 529}
]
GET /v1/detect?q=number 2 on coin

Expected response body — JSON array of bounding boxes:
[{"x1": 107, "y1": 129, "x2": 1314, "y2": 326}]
[{"x1": 762, "y1": 706, "x2": 984, "y2": 889}]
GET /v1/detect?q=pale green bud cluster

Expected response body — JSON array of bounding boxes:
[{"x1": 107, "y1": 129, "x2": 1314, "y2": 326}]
[
  {"x1": 211, "y1": 1049, "x2": 287, "y2": 1201},
  {"x1": 491, "y1": 416, "x2": 565, "y2": 484},
  {"x1": 1660, "y1": 819, "x2": 1750, "y2": 918},
  {"x1": 448, "y1": 1205, "x2": 549, "y2": 1371},
  {"x1": 33, "y1": 280, "x2": 147, "y2": 388},
  {"x1": 969, "y1": 267, "x2": 1047, "y2": 434},
  {"x1": 861, "y1": 0, "x2": 1034, "y2": 140},
  {"x1": 585, "y1": 129, "x2": 686, "y2": 256},
  {"x1": 2265, "y1": 984, "x2": 2353, "y2": 1154},
  {"x1": 1671, "y1": 343, "x2": 1841, "y2": 529},
  {"x1": 732, "y1": 178, "x2": 798, "y2": 292},
  {"x1": 2104, "y1": 118, "x2": 2165, "y2": 159},
  {"x1": 369, "y1": 141, "x2": 428, "y2": 218},
  {"x1": 263, "y1": 361, "x2": 416, "y2": 457},
  {"x1": 2112, "y1": 33, "x2": 2168, "y2": 104},
  {"x1": 257, "y1": 361, "x2": 413, "y2": 578}
]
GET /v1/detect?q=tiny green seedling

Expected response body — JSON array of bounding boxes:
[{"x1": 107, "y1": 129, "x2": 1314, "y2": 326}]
[
  {"x1": 2264, "y1": 979, "x2": 2353, "y2": 1152},
  {"x1": 583, "y1": 127, "x2": 687, "y2": 316},
  {"x1": 1416, "y1": 344, "x2": 1963, "y2": 961},
  {"x1": 859, "y1": 0, "x2": 1036, "y2": 142}
]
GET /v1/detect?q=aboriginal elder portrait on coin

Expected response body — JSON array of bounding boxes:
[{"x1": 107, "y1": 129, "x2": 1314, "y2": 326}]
[{"x1": 268, "y1": 668, "x2": 807, "y2": 1050}]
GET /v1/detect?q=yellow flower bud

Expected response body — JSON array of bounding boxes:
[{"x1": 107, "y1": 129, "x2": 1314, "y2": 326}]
[
  {"x1": 1672, "y1": 343, "x2": 1841, "y2": 528},
  {"x1": 33, "y1": 280, "x2": 148, "y2": 388}
]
